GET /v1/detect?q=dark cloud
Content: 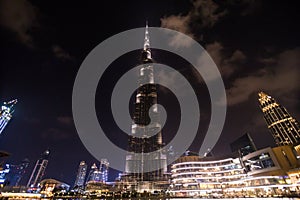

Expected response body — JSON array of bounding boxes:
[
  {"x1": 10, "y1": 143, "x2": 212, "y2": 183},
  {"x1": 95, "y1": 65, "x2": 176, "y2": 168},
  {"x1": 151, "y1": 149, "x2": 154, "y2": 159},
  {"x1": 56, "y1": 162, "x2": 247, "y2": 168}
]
[
  {"x1": 231, "y1": 0, "x2": 262, "y2": 16},
  {"x1": 159, "y1": 0, "x2": 247, "y2": 82},
  {"x1": 205, "y1": 42, "x2": 247, "y2": 78},
  {"x1": 161, "y1": 0, "x2": 227, "y2": 32},
  {"x1": 0, "y1": 0, "x2": 38, "y2": 46},
  {"x1": 160, "y1": 0, "x2": 227, "y2": 47},
  {"x1": 41, "y1": 128, "x2": 71, "y2": 141},
  {"x1": 159, "y1": 0, "x2": 298, "y2": 107},
  {"x1": 57, "y1": 116, "x2": 73, "y2": 126},
  {"x1": 227, "y1": 48, "x2": 300, "y2": 105},
  {"x1": 39, "y1": 116, "x2": 74, "y2": 141},
  {"x1": 24, "y1": 117, "x2": 40, "y2": 124},
  {"x1": 191, "y1": 0, "x2": 227, "y2": 28},
  {"x1": 52, "y1": 45, "x2": 73, "y2": 61},
  {"x1": 161, "y1": 15, "x2": 191, "y2": 36},
  {"x1": 160, "y1": 15, "x2": 194, "y2": 48},
  {"x1": 155, "y1": 40, "x2": 247, "y2": 105}
]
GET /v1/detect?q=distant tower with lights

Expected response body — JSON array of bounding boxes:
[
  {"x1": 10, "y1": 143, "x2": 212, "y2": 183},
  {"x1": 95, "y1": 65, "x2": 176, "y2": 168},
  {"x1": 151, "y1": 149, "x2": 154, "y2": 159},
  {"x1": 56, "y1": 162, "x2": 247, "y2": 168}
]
[
  {"x1": 258, "y1": 91, "x2": 300, "y2": 146},
  {"x1": 0, "y1": 99, "x2": 17, "y2": 135},
  {"x1": 74, "y1": 161, "x2": 88, "y2": 190},
  {"x1": 86, "y1": 163, "x2": 101, "y2": 183},
  {"x1": 7, "y1": 158, "x2": 30, "y2": 186},
  {"x1": 27, "y1": 150, "x2": 50, "y2": 188},
  {"x1": 99, "y1": 158, "x2": 109, "y2": 183},
  {"x1": 122, "y1": 23, "x2": 168, "y2": 191}
]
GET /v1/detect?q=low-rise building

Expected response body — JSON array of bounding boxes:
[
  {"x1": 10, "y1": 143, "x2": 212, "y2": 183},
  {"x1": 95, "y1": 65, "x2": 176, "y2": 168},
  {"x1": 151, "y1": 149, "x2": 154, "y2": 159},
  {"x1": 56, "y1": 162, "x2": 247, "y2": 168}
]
[
  {"x1": 39, "y1": 179, "x2": 70, "y2": 197},
  {"x1": 170, "y1": 148, "x2": 300, "y2": 198}
]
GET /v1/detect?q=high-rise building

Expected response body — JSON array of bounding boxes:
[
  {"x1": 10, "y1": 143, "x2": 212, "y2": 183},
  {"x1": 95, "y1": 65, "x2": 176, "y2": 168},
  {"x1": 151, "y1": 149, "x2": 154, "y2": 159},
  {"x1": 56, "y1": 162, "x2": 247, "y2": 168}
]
[
  {"x1": 6, "y1": 158, "x2": 30, "y2": 186},
  {"x1": 0, "y1": 99, "x2": 17, "y2": 135},
  {"x1": 0, "y1": 164, "x2": 10, "y2": 186},
  {"x1": 230, "y1": 133, "x2": 257, "y2": 157},
  {"x1": 86, "y1": 163, "x2": 101, "y2": 183},
  {"x1": 27, "y1": 150, "x2": 50, "y2": 188},
  {"x1": 73, "y1": 161, "x2": 87, "y2": 190},
  {"x1": 122, "y1": 24, "x2": 167, "y2": 191},
  {"x1": 258, "y1": 91, "x2": 300, "y2": 146},
  {"x1": 99, "y1": 158, "x2": 109, "y2": 182}
]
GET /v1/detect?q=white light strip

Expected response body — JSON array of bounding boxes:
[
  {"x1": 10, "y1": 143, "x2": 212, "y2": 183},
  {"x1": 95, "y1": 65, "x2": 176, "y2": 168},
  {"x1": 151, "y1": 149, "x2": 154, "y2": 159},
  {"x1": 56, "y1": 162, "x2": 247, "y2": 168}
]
[
  {"x1": 172, "y1": 159, "x2": 235, "y2": 167},
  {"x1": 173, "y1": 174, "x2": 247, "y2": 181},
  {"x1": 170, "y1": 184, "x2": 300, "y2": 193},
  {"x1": 268, "y1": 117, "x2": 292, "y2": 128},
  {"x1": 173, "y1": 182, "x2": 222, "y2": 185},
  {"x1": 171, "y1": 189, "x2": 223, "y2": 193},
  {"x1": 0, "y1": 193, "x2": 42, "y2": 198},
  {"x1": 172, "y1": 167, "x2": 244, "y2": 174},
  {"x1": 172, "y1": 176, "x2": 286, "y2": 186},
  {"x1": 262, "y1": 102, "x2": 278, "y2": 112}
]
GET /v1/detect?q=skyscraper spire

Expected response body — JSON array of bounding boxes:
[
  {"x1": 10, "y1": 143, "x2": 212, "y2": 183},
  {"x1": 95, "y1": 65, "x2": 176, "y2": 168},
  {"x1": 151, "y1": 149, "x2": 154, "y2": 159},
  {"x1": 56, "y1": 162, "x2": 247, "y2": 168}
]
[
  {"x1": 142, "y1": 22, "x2": 152, "y2": 62},
  {"x1": 144, "y1": 21, "x2": 150, "y2": 51},
  {"x1": 122, "y1": 22, "x2": 168, "y2": 191}
]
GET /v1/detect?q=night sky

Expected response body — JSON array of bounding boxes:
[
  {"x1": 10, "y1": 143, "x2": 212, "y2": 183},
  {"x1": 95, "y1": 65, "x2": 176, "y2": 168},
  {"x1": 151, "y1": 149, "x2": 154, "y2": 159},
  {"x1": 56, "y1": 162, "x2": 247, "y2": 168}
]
[{"x1": 0, "y1": 0, "x2": 299, "y2": 186}]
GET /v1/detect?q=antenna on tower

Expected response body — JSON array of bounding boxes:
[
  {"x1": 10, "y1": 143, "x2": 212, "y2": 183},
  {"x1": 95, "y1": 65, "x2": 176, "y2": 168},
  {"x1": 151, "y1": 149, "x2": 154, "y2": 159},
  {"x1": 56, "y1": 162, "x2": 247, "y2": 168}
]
[{"x1": 144, "y1": 21, "x2": 150, "y2": 51}]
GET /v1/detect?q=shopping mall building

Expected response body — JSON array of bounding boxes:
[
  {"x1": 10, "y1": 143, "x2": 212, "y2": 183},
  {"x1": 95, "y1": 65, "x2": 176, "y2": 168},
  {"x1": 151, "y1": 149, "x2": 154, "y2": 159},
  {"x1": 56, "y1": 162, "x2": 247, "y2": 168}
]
[{"x1": 170, "y1": 145, "x2": 300, "y2": 198}]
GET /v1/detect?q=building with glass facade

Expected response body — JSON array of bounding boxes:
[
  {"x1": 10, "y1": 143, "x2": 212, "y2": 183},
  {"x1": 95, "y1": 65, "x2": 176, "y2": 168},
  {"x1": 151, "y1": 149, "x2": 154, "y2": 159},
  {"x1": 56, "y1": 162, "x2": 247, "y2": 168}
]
[
  {"x1": 0, "y1": 164, "x2": 10, "y2": 186},
  {"x1": 258, "y1": 91, "x2": 300, "y2": 146},
  {"x1": 6, "y1": 158, "x2": 29, "y2": 186},
  {"x1": 100, "y1": 159, "x2": 109, "y2": 183},
  {"x1": 0, "y1": 99, "x2": 17, "y2": 135},
  {"x1": 86, "y1": 163, "x2": 100, "y2": 183},
  {"x1": 170, "y1": 154, "x2": 246, "y2": 197},
  {"x1": 170, "y1": 147, "x2": 300, "y2": 198},
  {"x1": 230, "y1": 132, "x2": 257, "y2": 156},
  {"x1": 242, "y1": 145, "x2": 299, "y2": 176},
  {"x1": 73, "y1": 161, "x2": 87, "y2": 191}
]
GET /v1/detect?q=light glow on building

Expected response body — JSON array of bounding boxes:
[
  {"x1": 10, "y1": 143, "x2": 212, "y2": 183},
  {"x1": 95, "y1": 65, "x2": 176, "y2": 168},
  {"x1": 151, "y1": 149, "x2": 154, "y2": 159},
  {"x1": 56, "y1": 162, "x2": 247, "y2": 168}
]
[
  {"x1": 170, "y1": 150, "x2": 300, "y2": 198},
  {"x1": 0, "y1": 99, "x2": 17, "y2": 135},
  {"x1": 73, "y1": 161, "x2": 87, "y2": 191}
]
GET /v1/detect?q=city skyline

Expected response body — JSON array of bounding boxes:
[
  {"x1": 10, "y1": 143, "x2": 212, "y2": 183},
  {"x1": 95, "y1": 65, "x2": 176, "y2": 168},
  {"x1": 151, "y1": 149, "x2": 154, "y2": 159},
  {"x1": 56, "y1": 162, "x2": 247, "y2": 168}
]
[{"x1": 0, "y1": 0, "x2": 299, "y2": 186}]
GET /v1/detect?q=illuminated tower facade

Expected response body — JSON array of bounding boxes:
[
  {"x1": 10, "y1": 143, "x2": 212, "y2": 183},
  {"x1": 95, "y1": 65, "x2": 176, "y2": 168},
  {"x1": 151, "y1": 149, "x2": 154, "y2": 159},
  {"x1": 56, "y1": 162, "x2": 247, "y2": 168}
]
[
  {"x1": 86, "y1": 163, "x2": 101, "y2": 183},
  {"x1": 74, "y1": 161, "x2": 88, "y2": 190},
  {"x1": 258, "y1": 91, "x2": 300, "y2": 146},
  {"x1": 99, "y1": 158, "x2": 109, "y2": 182},
  {"x1": 27, "y1": 150, "x2": 50, "y2": 188},
  {"x1": 0, "y1": 99, "x2": 17, "y2": 135},
  {"x1": 124, "y1": 24, "x2": 167, "y2": 188},
  {"x1": 0, "y1": 164, "x2": 10, "y2": 186},
  {"x1": 86, "y1": 163, "x2": 97, "y2": 182}
]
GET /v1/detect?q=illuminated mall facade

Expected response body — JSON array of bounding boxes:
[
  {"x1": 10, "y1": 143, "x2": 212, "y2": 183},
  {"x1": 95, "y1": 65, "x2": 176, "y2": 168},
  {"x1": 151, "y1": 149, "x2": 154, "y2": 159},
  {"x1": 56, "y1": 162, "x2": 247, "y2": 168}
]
[{"x1": 170, "y1": 145, "x2": 300, "y2": 198}]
